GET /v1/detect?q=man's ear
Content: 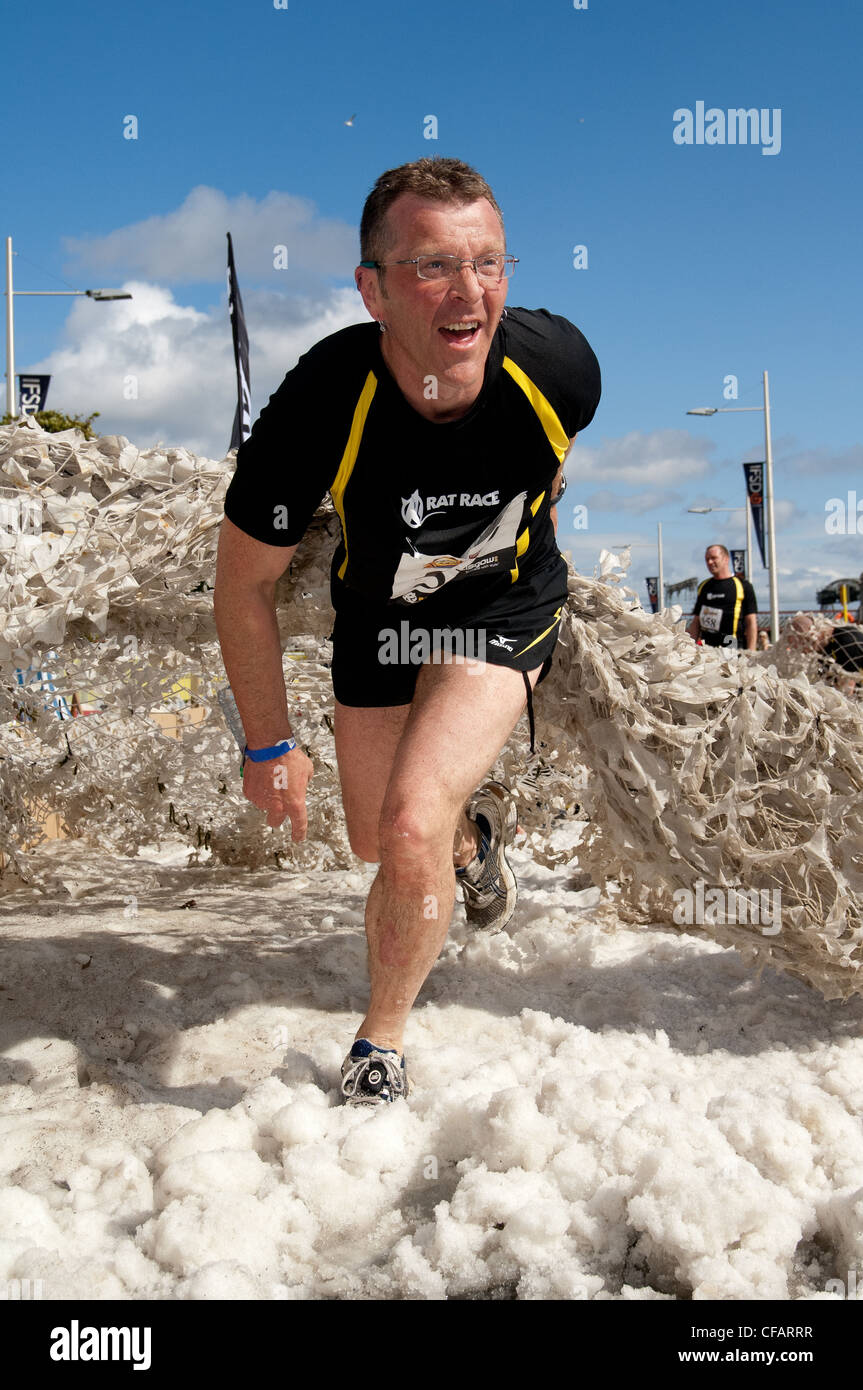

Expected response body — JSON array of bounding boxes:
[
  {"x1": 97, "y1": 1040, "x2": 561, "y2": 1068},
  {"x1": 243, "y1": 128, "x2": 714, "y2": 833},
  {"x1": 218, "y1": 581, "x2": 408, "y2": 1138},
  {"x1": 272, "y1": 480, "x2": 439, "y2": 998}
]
[{"x1": 355, "y1": 265, "x2": 384, "y2": 321}]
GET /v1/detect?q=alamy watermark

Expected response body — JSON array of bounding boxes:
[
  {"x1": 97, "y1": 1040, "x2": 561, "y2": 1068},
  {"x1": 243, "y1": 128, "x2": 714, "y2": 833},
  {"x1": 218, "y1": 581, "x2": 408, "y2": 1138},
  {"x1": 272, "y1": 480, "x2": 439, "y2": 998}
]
[
  {"x1": 50, "y1": 1321, "x2": 151, "y2": 1370},
  {"x1": 672, "y1": 879, "x2": 782, "y2": 934},
  {"x1": 2, "y1": 1278, "x2": 44, "y2": 1300},
  {"x1": 378, "y1": 622, "x2": 488, "y2": 669},
  {"x1": 0, "y1": 496, "x2": 43, "y2": 538},
  {"x1": 824, "y1": 1269, "x2": 860, "y2": 1298},
  {"x1": 673, "y1": 102, "x2": 781, "y2": 156},
  {"x1": 825, "y1": 492, "x2": 862, "y2": 534}
]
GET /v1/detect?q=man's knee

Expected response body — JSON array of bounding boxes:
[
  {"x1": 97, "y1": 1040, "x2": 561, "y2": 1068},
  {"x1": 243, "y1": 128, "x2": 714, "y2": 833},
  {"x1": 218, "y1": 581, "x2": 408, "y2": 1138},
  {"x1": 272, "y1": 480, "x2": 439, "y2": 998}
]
[{"x1": 377, "y1": 796, "x2": 455, "y2": 872}]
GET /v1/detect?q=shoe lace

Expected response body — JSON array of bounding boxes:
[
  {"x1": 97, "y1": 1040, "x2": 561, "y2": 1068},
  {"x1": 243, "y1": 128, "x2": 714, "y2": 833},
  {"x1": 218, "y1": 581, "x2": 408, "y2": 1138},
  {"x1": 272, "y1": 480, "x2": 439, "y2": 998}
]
[
  {"x1": 460, "y1": 830, "x2": 506, "y2": 896},
  {"x1": 342, "y1": 1049, "x2": 404, "y2": 1099}
]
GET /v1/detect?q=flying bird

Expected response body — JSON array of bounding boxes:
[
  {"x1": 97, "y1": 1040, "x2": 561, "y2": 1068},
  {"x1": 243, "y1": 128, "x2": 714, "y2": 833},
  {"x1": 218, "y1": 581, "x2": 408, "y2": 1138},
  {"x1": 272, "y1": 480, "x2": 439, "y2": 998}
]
[{"x1": 344, "y1": 114, "x2": 357, "y2": 127}]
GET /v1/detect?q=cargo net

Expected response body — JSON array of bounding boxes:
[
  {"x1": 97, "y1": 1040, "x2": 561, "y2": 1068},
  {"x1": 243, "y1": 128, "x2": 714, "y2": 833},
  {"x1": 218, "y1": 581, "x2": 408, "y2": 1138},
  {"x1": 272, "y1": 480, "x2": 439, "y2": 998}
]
[
  {"x1": 529, "y1": 559, "x2": 863, "y2": 1000},
  {"x1": 0, "y1": 418, "x2": 351, "y2": 880},
  {"x1": 1, "y1": 419, "x2": 862, "y2": 1001}
]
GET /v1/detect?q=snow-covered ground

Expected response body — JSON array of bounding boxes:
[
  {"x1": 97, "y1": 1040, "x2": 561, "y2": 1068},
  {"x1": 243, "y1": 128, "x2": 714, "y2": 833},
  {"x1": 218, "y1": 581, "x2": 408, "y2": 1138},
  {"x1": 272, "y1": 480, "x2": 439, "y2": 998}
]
[{"x1": 1, "y1": 833, "x2": 861, "y2": 1302}]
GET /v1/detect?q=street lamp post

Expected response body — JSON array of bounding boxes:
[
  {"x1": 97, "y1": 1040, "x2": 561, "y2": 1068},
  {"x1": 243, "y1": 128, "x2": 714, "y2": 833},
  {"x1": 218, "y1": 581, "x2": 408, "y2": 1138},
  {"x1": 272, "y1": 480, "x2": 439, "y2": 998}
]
[
  {"x1": 4, "y1": 235, "x2": 132, "y2": 417},
  {"x1": 686, "y1": 375, "x2": 779, "y2": 642},
  {"x1": 611, "y1": 530, "x2": 665, "y2": 610},
  {"x1": 657, "y1": 521, "x2": 664, "y2": 612},
  {"x1": 761, "y1": 372, "x2": 778, "y2": 643}
]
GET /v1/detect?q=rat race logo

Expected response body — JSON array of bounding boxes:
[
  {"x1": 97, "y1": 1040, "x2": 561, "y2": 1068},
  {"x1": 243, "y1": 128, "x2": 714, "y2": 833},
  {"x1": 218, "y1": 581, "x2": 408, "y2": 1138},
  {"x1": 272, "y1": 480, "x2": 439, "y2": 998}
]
[{"x1": 401, "y1": 488, "x2": 501, "y2": 530}]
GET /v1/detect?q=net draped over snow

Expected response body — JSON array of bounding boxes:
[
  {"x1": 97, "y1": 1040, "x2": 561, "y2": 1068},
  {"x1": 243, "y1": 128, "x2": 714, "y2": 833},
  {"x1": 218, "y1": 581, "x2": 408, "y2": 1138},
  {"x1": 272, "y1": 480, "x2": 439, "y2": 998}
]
[{"x1": 1, "y1": 420, "x2": 862, "y2": 1000}]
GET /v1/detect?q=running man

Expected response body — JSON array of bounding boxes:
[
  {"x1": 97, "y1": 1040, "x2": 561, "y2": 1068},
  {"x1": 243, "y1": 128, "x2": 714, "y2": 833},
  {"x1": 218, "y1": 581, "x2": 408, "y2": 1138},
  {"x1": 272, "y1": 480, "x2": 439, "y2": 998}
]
[
  {"x1": 688, "y1": 545, "x2": 758, "y2": 651},
  {"x1": 214, "y1": 157, "x2": 601, "y2": 1105}
]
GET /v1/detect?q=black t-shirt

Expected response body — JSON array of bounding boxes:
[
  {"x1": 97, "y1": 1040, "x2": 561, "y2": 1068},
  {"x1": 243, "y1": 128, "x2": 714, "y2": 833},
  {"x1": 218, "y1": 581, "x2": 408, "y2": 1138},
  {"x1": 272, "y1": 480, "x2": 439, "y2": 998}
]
[
  {"x1": 826, "y1": 624, "x2": 863, "y2": 671},
  {"x1": 223, "y1": 307, "x2": 600, "y2": 612},
  {"x1": 693, "y1": 575, "x2": 758, "y2": 646}
]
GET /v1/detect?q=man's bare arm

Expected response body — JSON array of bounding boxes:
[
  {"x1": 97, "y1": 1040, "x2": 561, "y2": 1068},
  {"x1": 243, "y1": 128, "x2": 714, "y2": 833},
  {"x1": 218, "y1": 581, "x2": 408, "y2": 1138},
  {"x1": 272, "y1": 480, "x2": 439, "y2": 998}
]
[
  {"x1": 213, "y1": 517, "x2": 314, "y2": 838},
  {"x1": 688, "y1": 615, "x2": 701, "y2": 641},
  {"x1": 550, "y1": 434, "x2": 576, "y2": 537},
  {"x1": 213, "y1": 517, "x2": 298, "y2": 746}
]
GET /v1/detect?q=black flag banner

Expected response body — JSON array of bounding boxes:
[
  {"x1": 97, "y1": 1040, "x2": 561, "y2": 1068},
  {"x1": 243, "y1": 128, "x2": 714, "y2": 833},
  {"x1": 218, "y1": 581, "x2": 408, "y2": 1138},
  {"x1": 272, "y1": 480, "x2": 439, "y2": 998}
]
[
  {"x1": 645, "y1": 576, "x2": 659, "y2": 613},
  {"x1": 743, "y1": 462, "x2": 767, "y2": 568},
  {"x1": 18, "y1": 374, "x2": 50, "y2": 415},
  {"x1": 227, "y1": 232, "x2": 251, "y2": 451},
  {"x1": 730, "y1": 549, "x2": 746, "y2": 577}
]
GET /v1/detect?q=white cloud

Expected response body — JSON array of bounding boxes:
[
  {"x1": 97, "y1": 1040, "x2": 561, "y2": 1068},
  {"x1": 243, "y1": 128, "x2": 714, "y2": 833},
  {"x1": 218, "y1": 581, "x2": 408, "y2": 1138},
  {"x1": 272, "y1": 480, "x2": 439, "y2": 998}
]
[
  {"x1": 784, "y1": 444, "x2": 863, "y2": 479},
  {"x1": 769, "y1": 560, "x2": 862, "y2": 610},
  {"x1": 63, "y1": 186, "x2": 358, "y2": 284},
  {"x1": 32, "y1": 280, "x2": 369, "y2": 458},
  {"x1": 772, "y1": 498, "x2": 807, "y2": 528},
  {"x1": 570, "y1": 429, "x2": 714, "y2": 486},
  {"x1": 582, "y1": 488, "x2": 682, "y2": 516}
]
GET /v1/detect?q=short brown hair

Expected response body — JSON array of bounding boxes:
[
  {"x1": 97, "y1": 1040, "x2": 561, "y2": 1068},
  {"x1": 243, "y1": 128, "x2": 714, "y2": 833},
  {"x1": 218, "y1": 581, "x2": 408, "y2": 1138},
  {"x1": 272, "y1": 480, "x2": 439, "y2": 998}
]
[
  {"x1": 706, "y1": 544, "x2": 730, "y2": 560},
  {"x1": 360, "y1": 156, "x2": 505, "y2": 266}
]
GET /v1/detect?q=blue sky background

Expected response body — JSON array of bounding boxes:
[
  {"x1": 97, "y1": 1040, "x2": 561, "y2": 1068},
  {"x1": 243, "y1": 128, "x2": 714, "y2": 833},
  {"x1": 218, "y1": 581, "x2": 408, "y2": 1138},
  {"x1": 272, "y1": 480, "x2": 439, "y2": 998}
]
[{"x1": 3, "y1": 0, "x2": 861, "y2": 611}]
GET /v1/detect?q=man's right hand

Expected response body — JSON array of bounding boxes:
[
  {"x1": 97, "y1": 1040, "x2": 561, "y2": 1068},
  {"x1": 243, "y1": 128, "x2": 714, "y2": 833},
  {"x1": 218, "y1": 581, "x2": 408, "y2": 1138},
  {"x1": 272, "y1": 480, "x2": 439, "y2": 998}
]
[{"x1": 242, "y1": 746, "x2": 314, "y2": 839}]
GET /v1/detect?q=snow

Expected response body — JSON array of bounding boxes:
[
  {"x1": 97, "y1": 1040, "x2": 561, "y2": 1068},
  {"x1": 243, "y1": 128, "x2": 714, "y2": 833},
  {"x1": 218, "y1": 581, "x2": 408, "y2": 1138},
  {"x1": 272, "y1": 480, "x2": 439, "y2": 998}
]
[{"x1": 1, "y1": 833, "x2": 862, "y2": 1301}]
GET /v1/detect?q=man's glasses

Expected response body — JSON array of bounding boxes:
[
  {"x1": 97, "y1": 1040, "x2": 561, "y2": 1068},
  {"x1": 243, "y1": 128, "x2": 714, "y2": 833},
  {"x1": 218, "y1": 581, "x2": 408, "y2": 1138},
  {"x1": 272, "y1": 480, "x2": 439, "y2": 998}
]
[{"x1": 360, "y1": 253, "x2": 518, "y2": 282}]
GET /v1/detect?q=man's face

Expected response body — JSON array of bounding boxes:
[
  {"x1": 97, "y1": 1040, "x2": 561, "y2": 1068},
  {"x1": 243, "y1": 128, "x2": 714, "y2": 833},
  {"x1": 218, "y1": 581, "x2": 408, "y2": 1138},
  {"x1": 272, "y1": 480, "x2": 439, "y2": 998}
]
[
  {"x1": 705, "y1": 547, "x2": 730, "y2": 579},
  {"x1": 355, "y1": 194, "x2": 508, "y2": 395}
]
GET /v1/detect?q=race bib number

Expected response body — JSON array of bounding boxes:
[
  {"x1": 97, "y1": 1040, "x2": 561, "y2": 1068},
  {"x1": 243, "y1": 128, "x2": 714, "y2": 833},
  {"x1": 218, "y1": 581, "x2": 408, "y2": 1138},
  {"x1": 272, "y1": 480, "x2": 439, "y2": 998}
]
[
  {"x1": 390, "y1": 493, "x2": 526, "y2": 605},
  {"x1": 699, "y1": 605, "x2": 723, "y2": 634}
]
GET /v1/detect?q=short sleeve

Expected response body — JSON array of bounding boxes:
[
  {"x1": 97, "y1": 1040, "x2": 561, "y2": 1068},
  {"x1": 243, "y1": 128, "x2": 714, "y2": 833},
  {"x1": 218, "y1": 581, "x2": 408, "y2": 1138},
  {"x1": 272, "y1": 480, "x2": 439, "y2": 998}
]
[
  {"x1": 505, "y1": 308, "x2": 601, "y2": 438},
  {"x1": 223, "y1": 325, "x2": 372, "y2": 547},
  {"x1": 741, "y1": 582, "x2": 758, "y2": 617}
]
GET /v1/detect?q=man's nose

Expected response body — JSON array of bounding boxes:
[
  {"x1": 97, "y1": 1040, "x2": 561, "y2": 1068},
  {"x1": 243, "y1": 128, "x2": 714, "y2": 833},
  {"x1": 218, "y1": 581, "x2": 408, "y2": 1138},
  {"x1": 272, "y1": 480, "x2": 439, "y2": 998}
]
[{"x1": 449, "y1": 263, "x2": 484, "y2": 299}]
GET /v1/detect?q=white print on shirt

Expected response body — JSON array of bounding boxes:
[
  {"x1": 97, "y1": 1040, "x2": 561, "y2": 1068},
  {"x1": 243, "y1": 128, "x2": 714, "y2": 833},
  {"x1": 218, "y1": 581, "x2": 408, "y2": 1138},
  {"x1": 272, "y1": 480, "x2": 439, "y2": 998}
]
[
  {"x1": 391, "y1": 493, "x2": 525, "y2": 604},
  {"x1": 401, "y1": 488, "x2": 501, "y2": 530},
  {"x1": 489, "y1": 635, "x2": 516, "y2": 651}
]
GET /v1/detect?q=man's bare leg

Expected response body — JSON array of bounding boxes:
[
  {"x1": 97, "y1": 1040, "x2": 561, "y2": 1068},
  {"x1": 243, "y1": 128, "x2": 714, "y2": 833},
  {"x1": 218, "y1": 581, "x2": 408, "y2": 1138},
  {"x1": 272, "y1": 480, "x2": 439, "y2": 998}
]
[
  {"x1": 334, "y1": 705, "x2": 483, "y2": 869},
  {"x1": 349, "y1": 659, "x2": 541, "y2": 1054},
  {"x1": 334, "y1": 700, "x2": 412, "y2": 862}
]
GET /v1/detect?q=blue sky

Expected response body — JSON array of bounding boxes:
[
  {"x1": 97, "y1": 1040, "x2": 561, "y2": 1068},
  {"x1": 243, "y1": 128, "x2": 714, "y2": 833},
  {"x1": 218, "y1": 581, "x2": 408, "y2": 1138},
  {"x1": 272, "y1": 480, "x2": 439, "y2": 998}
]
[{"x1": 3, "y1": 0, "x2": 861, "y2": 611}]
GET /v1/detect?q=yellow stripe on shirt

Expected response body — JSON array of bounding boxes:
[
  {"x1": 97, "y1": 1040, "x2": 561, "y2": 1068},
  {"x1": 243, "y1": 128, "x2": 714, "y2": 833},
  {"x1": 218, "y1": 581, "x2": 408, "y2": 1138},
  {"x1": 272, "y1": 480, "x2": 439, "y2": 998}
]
[
  {"x1": 328, "y1": 372, "x2": 378, "y2": 581},
  {"x1": 510, "y1": 492, "x2": 547, "y2": 582},
  {"x1": 502, "y1": 357, "x2": 570, "y2": 462},
  {"x1": 731, "y1": 576, "x2": 744, "y2": 638}
]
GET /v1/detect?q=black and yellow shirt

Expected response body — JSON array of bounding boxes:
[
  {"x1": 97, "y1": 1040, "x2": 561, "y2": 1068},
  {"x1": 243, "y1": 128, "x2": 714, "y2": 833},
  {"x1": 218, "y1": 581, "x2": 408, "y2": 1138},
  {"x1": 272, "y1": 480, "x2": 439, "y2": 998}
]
[
  {"x1": 224, "y1": 307, "x2": 601, "y2": 613},
  {"x1": 693, "y1": 575, "x2": 758, "y2": 646}
]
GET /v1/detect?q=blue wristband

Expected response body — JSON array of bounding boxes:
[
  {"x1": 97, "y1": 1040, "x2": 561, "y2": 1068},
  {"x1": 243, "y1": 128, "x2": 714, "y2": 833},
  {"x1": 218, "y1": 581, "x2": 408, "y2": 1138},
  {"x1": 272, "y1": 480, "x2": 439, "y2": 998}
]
[{"x1": 243, "y1": 738, "x2": 297, "y2": 763}]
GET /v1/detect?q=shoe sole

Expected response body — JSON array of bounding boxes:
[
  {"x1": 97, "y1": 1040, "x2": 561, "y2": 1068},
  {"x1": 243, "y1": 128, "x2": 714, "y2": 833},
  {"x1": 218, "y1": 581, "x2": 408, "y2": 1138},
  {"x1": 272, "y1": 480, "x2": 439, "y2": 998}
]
[{"x1": 462, "y1": 782, "x2": 518, "y2": 931}]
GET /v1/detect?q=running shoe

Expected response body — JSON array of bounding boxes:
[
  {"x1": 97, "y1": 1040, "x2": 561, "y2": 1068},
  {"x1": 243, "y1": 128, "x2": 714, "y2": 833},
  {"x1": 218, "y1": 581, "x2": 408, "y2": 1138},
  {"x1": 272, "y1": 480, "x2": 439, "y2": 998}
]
[
  {"x1": 457, "y1": 779, "x2": 518, "y2": 931},
  {"x1": 340, "y1": 1038, "x2": 410, "y2": 1106}
]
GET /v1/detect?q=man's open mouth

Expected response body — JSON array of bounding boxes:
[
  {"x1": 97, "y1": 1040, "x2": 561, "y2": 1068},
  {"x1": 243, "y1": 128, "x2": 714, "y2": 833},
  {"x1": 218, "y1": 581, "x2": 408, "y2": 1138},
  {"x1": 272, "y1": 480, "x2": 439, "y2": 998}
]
[{"x1": 439, "y1": 320, "x2": 481, "y2": 344}]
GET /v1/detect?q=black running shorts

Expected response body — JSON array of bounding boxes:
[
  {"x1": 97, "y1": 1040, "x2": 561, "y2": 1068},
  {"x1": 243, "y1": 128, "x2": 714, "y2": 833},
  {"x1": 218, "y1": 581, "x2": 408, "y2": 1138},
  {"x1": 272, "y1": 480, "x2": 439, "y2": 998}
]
[{"x1": 330, "y1": 556, "x2": 568, "y2": 708}]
